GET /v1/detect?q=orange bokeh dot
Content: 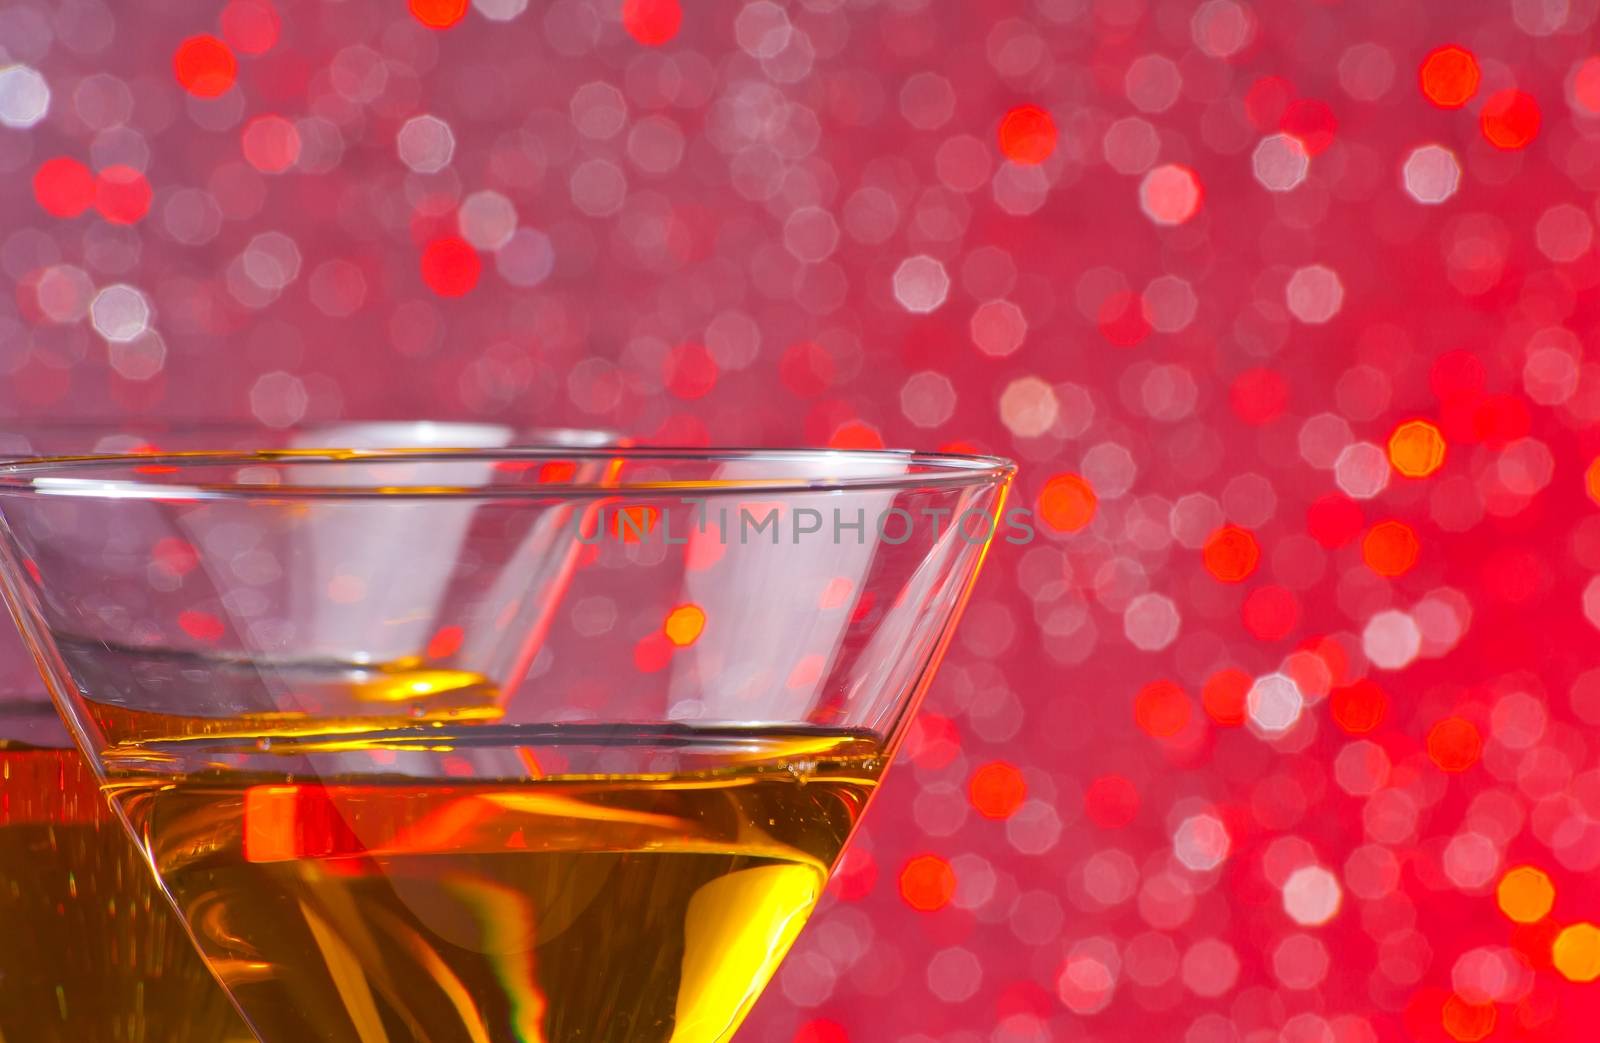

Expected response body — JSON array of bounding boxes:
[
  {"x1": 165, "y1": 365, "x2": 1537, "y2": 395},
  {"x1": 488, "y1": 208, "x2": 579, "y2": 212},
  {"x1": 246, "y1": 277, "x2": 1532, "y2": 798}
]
[
  {"x1": 1554, "y1": 923, "x2": 1600, "y2": 982},
  {"x1": 1498, "y1": 866, "x2": 1556, "y2": 925},
  {"x1": 1427, "y1": 716, "x2": 1482, "y2": 773},
  {"x1": 612, "y1": 505, "x2": 659, "y2": 542},
  {"x1": 1481, "y1": 89, "x2": 1541, "y2": 150},
  {"x1": 538, "y1": 461, "x2": 577, "y2": 483},
  {"x1": 1440, "y1": 994, "x2": 1496, "y2": 1042},
  {"x1": 173, "y1": 35, "x2": 238, "y2": 98},
  {"x1": 1585, "y1": 457, "x2": 1600, "y2": 505},
  {"x1": 899, "y1": 854, "x2": 957, "y2": 912},
  {"x1": 623, "y1": 0, "x2": 683, "y2": 45},
  {"x1": 1038, "y1": 473, "x2": 1097, "y2": 533},
  {"x1": 1330, "y1": 679, "x2": 1387, "y2": 734},
  {"x1": 969, "y1": 761, "x2": 1027, "y2": 820},
  {"x1": 420, "y1": 237, "x2": 481, "y2": 297},
  {"x1": 663, "y1": 603, "x2": 706, "y2": 647},
  {"x1": 32, "y1": 156, "x2": 96, "y2": 218},
  {"x1": 1362, "y1": 520, "x2": 1420, "y2": 577},
  {"x1": 1202, "y1": 525, "x2": 1261, "y2": 583},
  {"x1": 1419, "y1": 45, "x2": 1480, "y2": 109},
  {"x1": 1202, "y1": 668, "x2": 1250, "y2": 726},
  {"x1": 998, "y1": 104, "x2": 1058, "y2": 165},
  {"x1": 409, "y1": 0, "x2": 468, "y2": 28},
  {"x1": 1388, "y1": 419, "x2": 1447, "y2": 478},
  {"x1": 1134, "y1": 679, "x2": 1191, "y2": 739}
]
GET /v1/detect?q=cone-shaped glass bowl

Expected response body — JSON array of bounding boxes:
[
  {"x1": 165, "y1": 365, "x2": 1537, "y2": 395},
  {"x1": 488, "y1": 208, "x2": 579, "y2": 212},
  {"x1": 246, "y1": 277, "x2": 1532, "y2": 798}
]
[
  {"x1": 0, "y1": 447, "x2": 1011, "y2": 1043},
  {"x1": 0, "y1": 423, "x2": 617, "y2": 1043}
]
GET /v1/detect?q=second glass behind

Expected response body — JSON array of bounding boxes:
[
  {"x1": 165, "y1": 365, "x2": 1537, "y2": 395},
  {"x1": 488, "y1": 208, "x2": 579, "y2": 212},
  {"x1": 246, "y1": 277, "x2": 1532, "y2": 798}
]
[{"x1": 0, "y1": 421, "x2": 619, "y2": 1043}]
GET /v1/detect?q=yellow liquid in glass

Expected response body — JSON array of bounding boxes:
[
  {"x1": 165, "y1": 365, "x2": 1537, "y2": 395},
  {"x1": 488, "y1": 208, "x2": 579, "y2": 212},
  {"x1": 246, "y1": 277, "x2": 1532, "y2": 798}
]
[
  {"x1": 0, "y1": 707, "x2": 250, "y2": 1043},
  {"x1": 107, "y1": 728, "x2": 881, "y2": 1043}
]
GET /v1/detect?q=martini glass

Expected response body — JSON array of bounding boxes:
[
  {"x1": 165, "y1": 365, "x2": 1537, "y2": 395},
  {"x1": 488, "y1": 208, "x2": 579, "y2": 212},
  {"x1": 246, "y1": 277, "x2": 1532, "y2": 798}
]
[
  {"x1": 0, "y1": 447, "x2": 1012, "y2": 1043},
  {"x1": 0, "y1": 423, "x2": 617, "y2": 1043}
]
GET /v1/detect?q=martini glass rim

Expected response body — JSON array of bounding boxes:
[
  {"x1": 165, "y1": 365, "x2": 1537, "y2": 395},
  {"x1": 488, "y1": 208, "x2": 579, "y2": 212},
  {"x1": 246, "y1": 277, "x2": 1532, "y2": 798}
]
[{"x1": 0, "y1": 445, "x2": 1016, "y2": 501}]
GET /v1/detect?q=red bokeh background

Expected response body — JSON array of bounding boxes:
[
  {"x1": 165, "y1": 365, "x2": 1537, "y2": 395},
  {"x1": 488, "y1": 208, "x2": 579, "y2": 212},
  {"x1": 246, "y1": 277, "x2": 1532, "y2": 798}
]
[{"x1": 6, "y1": 0, "x2": 1600, "y2": 1039}]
